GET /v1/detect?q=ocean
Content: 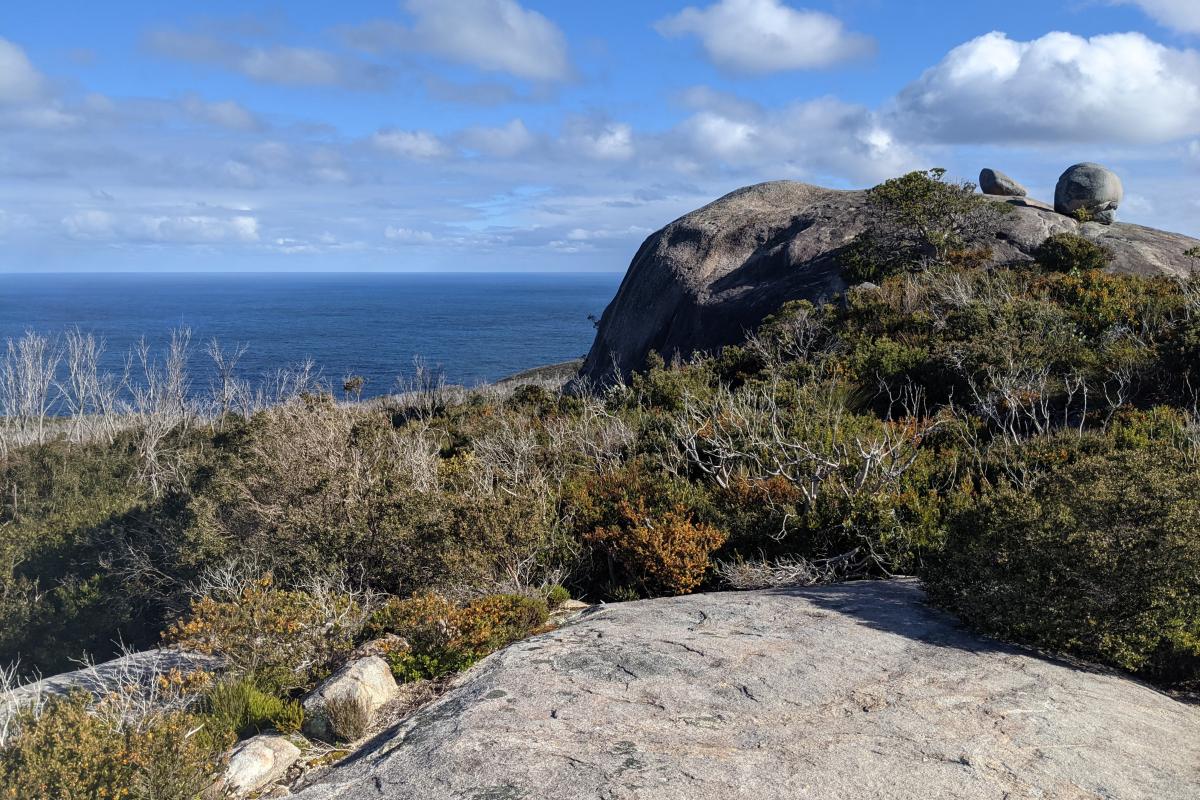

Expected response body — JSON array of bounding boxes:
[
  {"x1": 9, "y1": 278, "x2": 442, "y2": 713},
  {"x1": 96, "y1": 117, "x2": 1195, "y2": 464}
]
[{"x1": 0, "y1": 272, "x2": 622, "y2": 398}]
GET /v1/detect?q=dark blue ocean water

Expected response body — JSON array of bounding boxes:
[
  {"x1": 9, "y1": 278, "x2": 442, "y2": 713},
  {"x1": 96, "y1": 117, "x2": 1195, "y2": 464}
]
[{"x1": 0, "y1": 273, "x2": 621, "y2": 396}]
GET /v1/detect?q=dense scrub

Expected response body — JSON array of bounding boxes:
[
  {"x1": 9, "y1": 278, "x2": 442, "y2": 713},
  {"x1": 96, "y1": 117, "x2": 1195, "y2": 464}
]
[{"x1": 2, "y1": 170, "x2": 1199, "y2": 794}]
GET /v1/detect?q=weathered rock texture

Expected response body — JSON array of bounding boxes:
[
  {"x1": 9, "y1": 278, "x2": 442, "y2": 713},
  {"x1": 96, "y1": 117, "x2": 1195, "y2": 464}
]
[
  {"x1": 293, "y1": 581, "x2": 1200, "y2": 800},
  {"x1": 303, "y1": 655, "x2": 397, "y2": 742},
  {"x1": 577, "y1": 181, "x2": 1200, "y2": 384},
  {"x1": 213, "y1": 735, "x2": 301, "y2": 798},
  {"x1": 1055, "y1": 163, "x2": 1124, "y2": 224},
  {"x1": 979, "y1": 168, "x2": 1026, "y2": 197}
]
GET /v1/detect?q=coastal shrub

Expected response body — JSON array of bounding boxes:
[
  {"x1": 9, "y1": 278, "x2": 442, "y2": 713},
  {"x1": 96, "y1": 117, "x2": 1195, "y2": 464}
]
[
  {"x1": 324, "y1": 694, "x2": 371, "y2": 742},
  {"x1": 567, "y1": 460, "x2": 724, "y2": 596},
  {"x1": 203, "y1": 675, "x2": 304, "y2": 738},
  {"x1": 371, "y1": 592, "x2": 550, "y2": 682},
  {"x1": 0, "y1": 693, "x2": 223, "y2": 800},
  {"x1": 1035, "y1": 233, "x2": 1113, "y2": 274},
  {"x1": 165, "y1": 573, "x2": 362, "y2": 691},
  {"x1": 842, "y1": 168, "x2": 1008, "y2": 282},
  {"x1": 925, "y1": 448, "x2": 1200, "y2": 687},
  {"x1": 543, "y1": 584, "x2": 571, "y2": 609},
  {"x1": 582, "y1": 503, "x2": 726, "y2": 597}
]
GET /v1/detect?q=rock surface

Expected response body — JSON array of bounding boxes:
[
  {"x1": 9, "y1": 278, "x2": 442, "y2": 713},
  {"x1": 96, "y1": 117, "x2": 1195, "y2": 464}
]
[
  {"x1": 303, "y1": 655, "x2": 397, "y2": 742},
  {"x1": 577, "y1": 180, "x2": 1200, "y2": 384},
  {"x1": 979, "y1": 168, "x2": 1026, "y2": 197},
  {"x1": 292, "y1": 580, "x2": 1200, "y2": 800},
  {"x1": 1054, "y1": 162, "x2": 1124, "y2": 224},
  {"x1": 214, "y1": 735, "x2": 301, "y2": 798}
]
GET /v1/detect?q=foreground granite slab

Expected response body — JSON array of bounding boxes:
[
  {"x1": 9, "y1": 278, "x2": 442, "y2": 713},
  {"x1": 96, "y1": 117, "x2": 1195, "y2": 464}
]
[{"x1": 295, "y1": 580, "x2": 1200, "y2": 799}]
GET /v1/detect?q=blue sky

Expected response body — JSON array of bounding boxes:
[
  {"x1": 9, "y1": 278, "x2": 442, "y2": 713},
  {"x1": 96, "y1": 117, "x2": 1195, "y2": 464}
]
[{"x1": 1, "y1": 0, "x2": 1198, "y2": 272}]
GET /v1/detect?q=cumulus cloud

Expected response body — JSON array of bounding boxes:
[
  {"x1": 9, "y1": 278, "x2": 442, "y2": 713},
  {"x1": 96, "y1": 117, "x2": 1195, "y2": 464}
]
[
  {"x1": 343, "y1": 0, "x2": 571, "y2": 82},
  {"x1": 180, "y1": 95, "x2": 261, "y2": 131},
  {"x1": 384, "y1": 226, "x2": 436, "y2": 243},
  {"x1": 0, "y1": 38, "x2": 48, "y2": 104},
  {"x1": 145, "y1": 30, "x2": 389, "y2": 89},
  {"x1": 655, "y1": 0, "x2": 874, "y2": 74},
  {"x1": 562, "y1": 119, "x2": 635, "y2": 161},
  {"x1": 371, "y1": 129, "x2": 451, "y2": 159},
  {"x1": 892, "y1": 31, "x2": 1200, "y2": 144},
  {"x1": 459, "y1": 119, "x2": 536, "y2": 157},
  {"x1": 1117, "y1": 1, "x2": 1200, "y2": 34},
  {"x1": 62, "y1": 210, "x2": 260, "y2": 243},
  {"x1": 671, "y1": 93, "x2": 916, "y2": 184}
]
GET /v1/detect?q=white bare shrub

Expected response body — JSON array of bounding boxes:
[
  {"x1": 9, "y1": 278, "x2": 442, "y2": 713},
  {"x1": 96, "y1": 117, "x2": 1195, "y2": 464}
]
[
  {"x1": 0, "y1": 659, "x2": 46, "y2": 747},
  {"x1": 206, "y1": 338, "x2": 251, "y2": 422},
  {"x1": 129, "y1": 328, "x2": 195, "y2": 496},
  {"x1": 394, "y1": 356, "x2": 459, "y2": 419},
  {"x1": 676, "y1": 381, "x2": 936, "y2": 511},
  {"x1": 0, "y1": 331, "x2": 61, "y2": 453},
  {"x1": 715, "y1": 550, "x2": 870, "y2": 590},
  {"x1": 60, "y1": 328, "x2": 129, "y2": 445}
]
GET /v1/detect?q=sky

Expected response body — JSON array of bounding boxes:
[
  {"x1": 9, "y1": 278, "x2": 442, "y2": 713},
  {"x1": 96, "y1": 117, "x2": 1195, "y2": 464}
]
[{"x1": 1, "y1": 0, "x2": 1199, "y2": 272}]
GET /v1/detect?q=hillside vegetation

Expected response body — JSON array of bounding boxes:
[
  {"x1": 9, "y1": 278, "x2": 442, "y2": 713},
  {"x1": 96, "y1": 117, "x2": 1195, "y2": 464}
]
[{"x1": 2, "y1": 171, "x2": 1199, "y2": 795}]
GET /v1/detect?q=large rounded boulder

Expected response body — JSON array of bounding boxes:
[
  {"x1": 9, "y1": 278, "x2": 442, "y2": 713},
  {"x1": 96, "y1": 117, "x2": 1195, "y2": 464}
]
[
  {"x1": 1054, "y1": 162, "x2": 1123, "y2": 224},
  {"x1": 576, "y1": 179, "x2": 1199, "y2": 386}
]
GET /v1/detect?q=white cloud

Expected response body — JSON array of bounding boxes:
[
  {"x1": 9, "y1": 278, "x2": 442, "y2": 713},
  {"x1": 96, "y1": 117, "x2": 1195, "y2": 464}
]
[
  {"x1": 460, "y1": 119, "x2": 536, "y2": 157},
  {"x1": 180, "y1": 95, "x2": 261, "y2": 131},
  {"x1": 371, "y1": 129, "x2": 451, "y2": 159},
  {"x1": 0, "y1": 38, "x2": 47, "y2": 105},
  {"x1": 384, "y1": 226, "x2": 436, "y2": 243},
  {"x1": 563, "y1": 119, "x2": 635, "y2": 161},
  {"x1": 238, "y1": 46, "x2": 347, "y2": 86},
  {"x1": 672, "y1": 94, "x2": 916, "y2": 185},
  {"x1": 344, "y1": 0, "x2": 571, "y2": 81},
  {"x1": 62, "y1": 210, "x2": 260, "y2": 244},
  {"x1": 655, "y1": 0, "x2": 874, "y2": 74},
  {"x1": 145, "y1": 30, "x2": 388, "y2": 89},
  {"x1": 1117, "y1": 1, "x2": 1200, "y2": 34},
  {"x1": 892, "y1": 31, "x2": 1200, "y2": 144}
]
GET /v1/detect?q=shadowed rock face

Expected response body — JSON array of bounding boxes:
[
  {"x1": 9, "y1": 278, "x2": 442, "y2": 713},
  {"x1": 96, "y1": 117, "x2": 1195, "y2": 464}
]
[
  {"x1": 576, "y1": 180, "x2": 1200, "y2": 385},
  {"x1": 292, "y1": 580, "x2": 1200, "y2": 800}
]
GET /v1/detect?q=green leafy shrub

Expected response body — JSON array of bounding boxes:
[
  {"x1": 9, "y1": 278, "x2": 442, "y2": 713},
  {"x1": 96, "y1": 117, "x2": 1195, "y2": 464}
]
[
  {"x1": 842, "y1": 168, "x2": 1007, "y2": 282},
  {"x1": 1035, "y1": 233, "x2": 1113, "y2": 273},
  {"x1": 370, "y1": 592, "x2": 550, "y2": 682},
  {"x1": 203, "y1": 675, "x2": 304, "y2": 738},
  {"x1": 925, "y1": 449, "x2": 1200, "y2": 688},
  {"x1": 543, "y1": 584, "x2": 571, "y2": 609}
]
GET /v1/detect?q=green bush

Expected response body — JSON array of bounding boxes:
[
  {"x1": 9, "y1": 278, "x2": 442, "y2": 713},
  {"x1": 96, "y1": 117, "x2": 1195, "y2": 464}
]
[
  {"x1": 543, "y1": 584, "x2": 571, "y2": 609},
  {"x1": 925, "y1": 448, "x2": 1200, "y2": 688},
  {"x1": 203, "y1": 675, "x2": 304, "y2": 738},
  {"x1": 370, "y1": 592, "x2": 550, "y2": 682},
  {"x1": 1035, "y1": 233, "x2": 1113, "y2": 273},
  {"x1": 842, "y1": 168, "x2": 1007, "y2": 282}
]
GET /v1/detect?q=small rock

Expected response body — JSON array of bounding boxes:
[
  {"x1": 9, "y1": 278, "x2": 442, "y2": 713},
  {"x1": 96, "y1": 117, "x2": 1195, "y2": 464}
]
[
  {"x1": 557, "y1": 599, "x2": 590, "y2": 612},
  {"x1": 1055, "y1": 162, "x2": 1123, "y2": 225},
  {"x1": 303, "y1": 656, "x2": 397, "y2": 742},
  {"x1": 213, "y1": 735, "x2": 301, "y2": 798},
  {"x1": 979, "y1": 168, "x2": 1026, "y2": 197}
]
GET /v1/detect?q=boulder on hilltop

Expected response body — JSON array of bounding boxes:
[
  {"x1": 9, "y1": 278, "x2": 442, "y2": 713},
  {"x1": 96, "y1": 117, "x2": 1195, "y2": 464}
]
[
  {"x1": 577, "y1": 180, "x2": 1200, "y2": 385},
  {"x1": 979, "y1": 167, "x2": 1026, "y2": 197},
  {"x1": 291, "y1": 580, "x2": 1199, "y2": 800}
]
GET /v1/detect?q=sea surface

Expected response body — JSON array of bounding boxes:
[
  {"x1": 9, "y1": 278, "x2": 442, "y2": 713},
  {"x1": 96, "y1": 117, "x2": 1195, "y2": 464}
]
[{"x1": 0, "y1": 273, "x2": 622, "y2": 398}]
